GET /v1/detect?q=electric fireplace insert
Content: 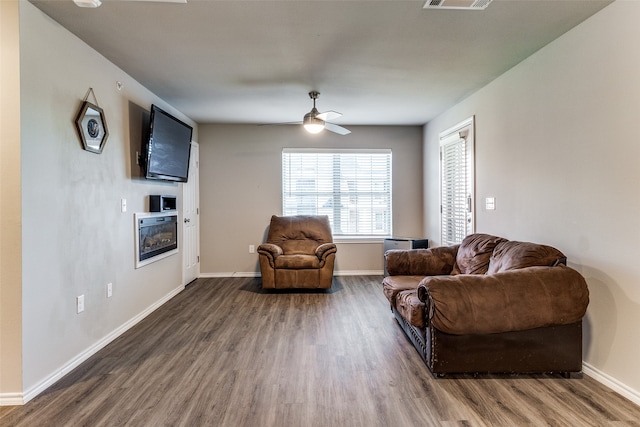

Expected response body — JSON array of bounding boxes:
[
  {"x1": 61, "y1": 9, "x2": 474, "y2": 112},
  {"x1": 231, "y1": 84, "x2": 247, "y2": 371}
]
[{"x1": 135, "y1": 213, "x2": 178, "y2": 268}]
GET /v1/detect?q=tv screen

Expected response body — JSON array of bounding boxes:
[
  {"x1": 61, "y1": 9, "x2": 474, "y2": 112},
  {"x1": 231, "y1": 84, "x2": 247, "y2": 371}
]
[{"x1": 143, "y1": 105, "x2": 193, "y2": 182}]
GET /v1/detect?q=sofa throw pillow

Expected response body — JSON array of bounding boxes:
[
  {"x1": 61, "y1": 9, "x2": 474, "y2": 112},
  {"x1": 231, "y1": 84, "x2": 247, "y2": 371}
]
[{"x1": 451, "y1": 234, "x2": 507, "y2": 275}]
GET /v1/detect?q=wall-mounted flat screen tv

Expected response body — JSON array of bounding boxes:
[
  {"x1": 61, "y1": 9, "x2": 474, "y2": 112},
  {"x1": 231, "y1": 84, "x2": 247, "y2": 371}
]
[{"x1": 143, "y1": 105, "x2": 193, "y2": 182}]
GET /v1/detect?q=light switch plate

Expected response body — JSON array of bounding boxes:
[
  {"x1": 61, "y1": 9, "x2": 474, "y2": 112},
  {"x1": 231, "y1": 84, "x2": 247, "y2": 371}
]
[{"x1": 485, "y1": 197, "x2": 496, "y2": 210}]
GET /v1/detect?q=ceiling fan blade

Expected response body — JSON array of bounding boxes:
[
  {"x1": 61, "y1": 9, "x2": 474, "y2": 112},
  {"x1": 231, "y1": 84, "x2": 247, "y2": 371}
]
[
  {"x1": 325, "y1": 123, "x2": 351, "y2": 135},
  {"x1": 316, "y1": 110, "x2": 342, "y2": 121}
]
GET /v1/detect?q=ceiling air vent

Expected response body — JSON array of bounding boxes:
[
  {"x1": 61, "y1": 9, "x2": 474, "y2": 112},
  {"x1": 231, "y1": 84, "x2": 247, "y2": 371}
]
[{"x1": 424, "y1": 0, "x2": 493, "y2": 10}]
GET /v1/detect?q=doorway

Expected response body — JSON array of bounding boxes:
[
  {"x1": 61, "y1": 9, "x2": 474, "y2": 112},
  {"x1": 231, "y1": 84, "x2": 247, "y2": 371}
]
[{"x1": 183, "y1": 141, "x2": 200, "y2": 285}]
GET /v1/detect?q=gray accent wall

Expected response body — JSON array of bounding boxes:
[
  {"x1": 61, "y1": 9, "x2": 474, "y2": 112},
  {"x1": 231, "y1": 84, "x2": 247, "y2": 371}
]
[
  {"x1": 8, "y1": 2, "x2": 197, "y2": 399},
  {"x1": 198, "y1": 124, "x2": 424, "y2": 275},
  {"x1": 424, "y1": 0, "x2": 640, "y2": 402}
]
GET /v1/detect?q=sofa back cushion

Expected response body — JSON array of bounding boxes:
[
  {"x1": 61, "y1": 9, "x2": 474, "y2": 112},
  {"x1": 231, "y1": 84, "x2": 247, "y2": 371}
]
[
  {"x1": 385, "y1": 246, "x2": 458, "y2": 277},
  {"x1": 451, "y1": 234, "x2": 507, "y2": 275},
  {"x1": 487, "y1": 240, "x2": 566, "y2": 274},
  {"x1": 266, "y1": 215, "x2": 333, "y2": 255}
]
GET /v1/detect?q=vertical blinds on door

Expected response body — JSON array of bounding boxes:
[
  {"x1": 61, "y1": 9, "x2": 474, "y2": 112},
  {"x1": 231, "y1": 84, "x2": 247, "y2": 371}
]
[{"x1": 441, "y1": 134, "x2": 468, "y2": 246}]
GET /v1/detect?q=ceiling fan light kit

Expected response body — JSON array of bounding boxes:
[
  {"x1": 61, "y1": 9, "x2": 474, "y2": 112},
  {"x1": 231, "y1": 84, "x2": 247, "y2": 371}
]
[{"x1": 303, "y1": 115, "x2": 325, "y2": 134}]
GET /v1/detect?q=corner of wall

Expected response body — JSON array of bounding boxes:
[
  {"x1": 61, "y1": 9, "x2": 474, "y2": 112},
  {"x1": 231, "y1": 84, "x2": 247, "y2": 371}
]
[{"x1": 0, "y1": 0, "x2": 24, "y2": 403}]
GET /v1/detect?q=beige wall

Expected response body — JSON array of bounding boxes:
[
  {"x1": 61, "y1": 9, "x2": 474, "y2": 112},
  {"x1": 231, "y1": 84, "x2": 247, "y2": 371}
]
[
  {"x1": 9, "y1": 2, "x2": 197, "y2": 401},
  {"x1": 0, "y1": 0, "x2": 23, "y2": 401},
  {"x1": 424, "y1": 0, "x2": 640, "y2": 401},
  {"x1": 198, "y1": 124, "x2": 424, "y2": 275}
]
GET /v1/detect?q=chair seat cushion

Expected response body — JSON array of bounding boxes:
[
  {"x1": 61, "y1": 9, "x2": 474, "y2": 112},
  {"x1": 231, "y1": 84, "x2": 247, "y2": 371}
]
[{"x1": 274, "y1": 254, "x2": 320, "y2": 269}]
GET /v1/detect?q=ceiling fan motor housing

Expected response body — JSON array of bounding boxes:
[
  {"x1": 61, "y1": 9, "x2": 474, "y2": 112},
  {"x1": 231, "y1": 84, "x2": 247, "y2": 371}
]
[
  {"x1": 304, "y1": 107, "x2": 324, "y2": 123},
  {"x1": 303, "y1": 108, "x2": 325, "y2": 133}
]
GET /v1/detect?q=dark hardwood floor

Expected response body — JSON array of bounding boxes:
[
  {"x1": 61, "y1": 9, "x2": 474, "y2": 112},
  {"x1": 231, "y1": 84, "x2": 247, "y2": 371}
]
[{"x1": 2, "y1": 276, "x2": 639, "y2": 426}]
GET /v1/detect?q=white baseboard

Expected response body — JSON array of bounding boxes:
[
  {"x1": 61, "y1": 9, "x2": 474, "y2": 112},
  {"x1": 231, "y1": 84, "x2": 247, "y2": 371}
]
[
  {"x1": 199, "y1": 272, "x2": 260, "y2": 278},
  {"x1": 14, "y1": 285, "x2": 185, "y2": 406},
  {"x1": 334, "y1": 270, "x2": 383, "y2": 276},
  {"x1": 199, "y1": 270, "x2": 383, "y2": 278},
  {"x1": 583, "y1": 362, "x2": 640, "y2": 406},
  {"x1": 0, "y1": 392, "x2": 24, "y2": 406}
]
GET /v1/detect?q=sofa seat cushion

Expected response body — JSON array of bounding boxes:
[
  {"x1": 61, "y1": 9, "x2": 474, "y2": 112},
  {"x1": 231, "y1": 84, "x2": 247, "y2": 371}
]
[
  {"x1": 452, "y1": 234, "x2": 507, "y2": 275},
  {"x1": 274, "y1": 254, "x2": 320, "y2": 269},
  {"x1": 396, "y1": 290, "x2": 425, "y2": 328},
  {"x1": 382, "y1": 275, "x2": 423, "y2": 307},
  {"x1": 488, "y1": 240, "x2": 566, "y2": 274}
]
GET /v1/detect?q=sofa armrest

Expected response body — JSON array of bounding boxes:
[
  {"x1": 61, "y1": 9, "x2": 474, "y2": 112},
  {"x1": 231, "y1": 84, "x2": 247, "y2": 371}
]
[
  {"x1": 315, "y1": 243, "x2": 337, "y2": 260},
  {"x1": 257, "y1": 243, "x2": 283, "y2": 268},
  {"x1": 417, "y1": 265, "x2": 589, "y2": 335},
  {"x1": 385, "y1": 245, "x2": 458, "y2": 276}
]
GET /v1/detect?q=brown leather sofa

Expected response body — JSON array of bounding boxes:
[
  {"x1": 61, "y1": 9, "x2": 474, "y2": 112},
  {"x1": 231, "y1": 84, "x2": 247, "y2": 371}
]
[
  {"x1": 383, "y1": 233, "x2": 589, "y2": 376},
  {"x1": 258, "y1": 215, "x2": 337, "y2": 289}
]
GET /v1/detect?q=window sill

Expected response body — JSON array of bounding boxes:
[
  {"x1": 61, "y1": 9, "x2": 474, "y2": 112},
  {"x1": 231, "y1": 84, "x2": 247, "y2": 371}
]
[{"x1": 333, "y1": 237, "x2": 389, "y2": 244}]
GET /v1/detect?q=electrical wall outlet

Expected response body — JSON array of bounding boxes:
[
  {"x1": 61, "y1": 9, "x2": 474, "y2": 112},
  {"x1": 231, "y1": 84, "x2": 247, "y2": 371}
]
[
  {"x1": 77, "y1": 295, "x2": 85, "y2": 313},
  {"x1": 107, "y1": 283, "x2": 113, "y2": 298},
  {"x1": 249, "y1": 245, "x2": 255, "y2": 254}
]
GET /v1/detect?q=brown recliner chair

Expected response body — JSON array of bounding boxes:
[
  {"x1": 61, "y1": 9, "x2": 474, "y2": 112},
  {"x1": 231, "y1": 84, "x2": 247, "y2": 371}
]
[{"x1": 258, "y1": 215, "x2": 337, "y2": 289}]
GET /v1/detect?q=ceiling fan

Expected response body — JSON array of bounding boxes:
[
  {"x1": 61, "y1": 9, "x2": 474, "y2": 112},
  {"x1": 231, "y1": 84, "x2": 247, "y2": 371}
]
[
  {"x1": 73, "y1": 0, "x2": 186, "y2": 8},
  {"x1": 278, "y1": 91, "x2": 351, "y2": 136}
]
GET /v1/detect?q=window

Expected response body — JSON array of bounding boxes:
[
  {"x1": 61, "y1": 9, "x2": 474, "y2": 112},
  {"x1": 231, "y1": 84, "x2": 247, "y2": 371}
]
[
  {"x1": 440, "y1": 117, "x2": 475, "y2": 246},
  {"x1": 282, "y1": 149, "x2": 392, "y2": 238}
]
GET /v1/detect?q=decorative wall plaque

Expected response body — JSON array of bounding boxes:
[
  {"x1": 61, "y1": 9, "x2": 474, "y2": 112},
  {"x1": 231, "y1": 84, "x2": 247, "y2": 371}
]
[{"x1": 75, "y1": 89, "x2": 109, "y2": 154}]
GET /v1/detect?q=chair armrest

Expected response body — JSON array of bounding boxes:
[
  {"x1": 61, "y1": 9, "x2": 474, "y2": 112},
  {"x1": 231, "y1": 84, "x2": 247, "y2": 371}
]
[
  {"x1": 417, "y1": 265, "x2": 589, "y2": 335},
  {"x1": 385, "y1": 245, "x2": 458, "y2": 276},
  {"x1": 257, "y1": 243, "x2": 283, "y2": 268},
  {"x1": 315, "y1": 243, "x2": 337, "y2": 260}
]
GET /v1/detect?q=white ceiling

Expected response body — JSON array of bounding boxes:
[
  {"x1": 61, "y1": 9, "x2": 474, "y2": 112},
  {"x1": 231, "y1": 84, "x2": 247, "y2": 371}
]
[{"x1": 29, "y1": 0, "x2": 612, "y2": 126}]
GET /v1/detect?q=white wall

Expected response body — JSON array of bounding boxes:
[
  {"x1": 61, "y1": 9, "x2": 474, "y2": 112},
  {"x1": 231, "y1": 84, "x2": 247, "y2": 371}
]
[
  {"x1": 13, "y1": 2, "x2": 197, "y2": 401},
  {"x1": 198, "y1": 124, "x2": 424, "y2": 275},
  {"x1": 424, "y1": 0, "x2": 640, "y2": 402}
]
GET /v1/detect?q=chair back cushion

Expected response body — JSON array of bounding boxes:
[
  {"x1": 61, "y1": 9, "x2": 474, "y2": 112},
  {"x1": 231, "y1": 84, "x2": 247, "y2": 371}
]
[
  {"x1": 451, "y1": 234, "x2": 507, "y2": 275},
  {"x1": 267, "y1": 215, "x2": 333, "y2": 255},
  {"x1": 487, "y1": 240, "x2": 566, "y2": 274}
]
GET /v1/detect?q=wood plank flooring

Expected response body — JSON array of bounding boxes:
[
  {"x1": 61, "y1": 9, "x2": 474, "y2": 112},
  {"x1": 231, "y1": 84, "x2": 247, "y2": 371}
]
[{"x1": 2, "y1": 276, "x2": 639, "y2": 426}]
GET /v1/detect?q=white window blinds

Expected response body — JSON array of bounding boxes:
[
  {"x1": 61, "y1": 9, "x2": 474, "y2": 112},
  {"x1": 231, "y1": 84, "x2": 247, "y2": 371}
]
[
  {"x1": 440, "y1": 117, "x2": 474, "y2": 246},
  {"x1": 282, "y1": 149, "x2": 392, "y2": 237}
]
